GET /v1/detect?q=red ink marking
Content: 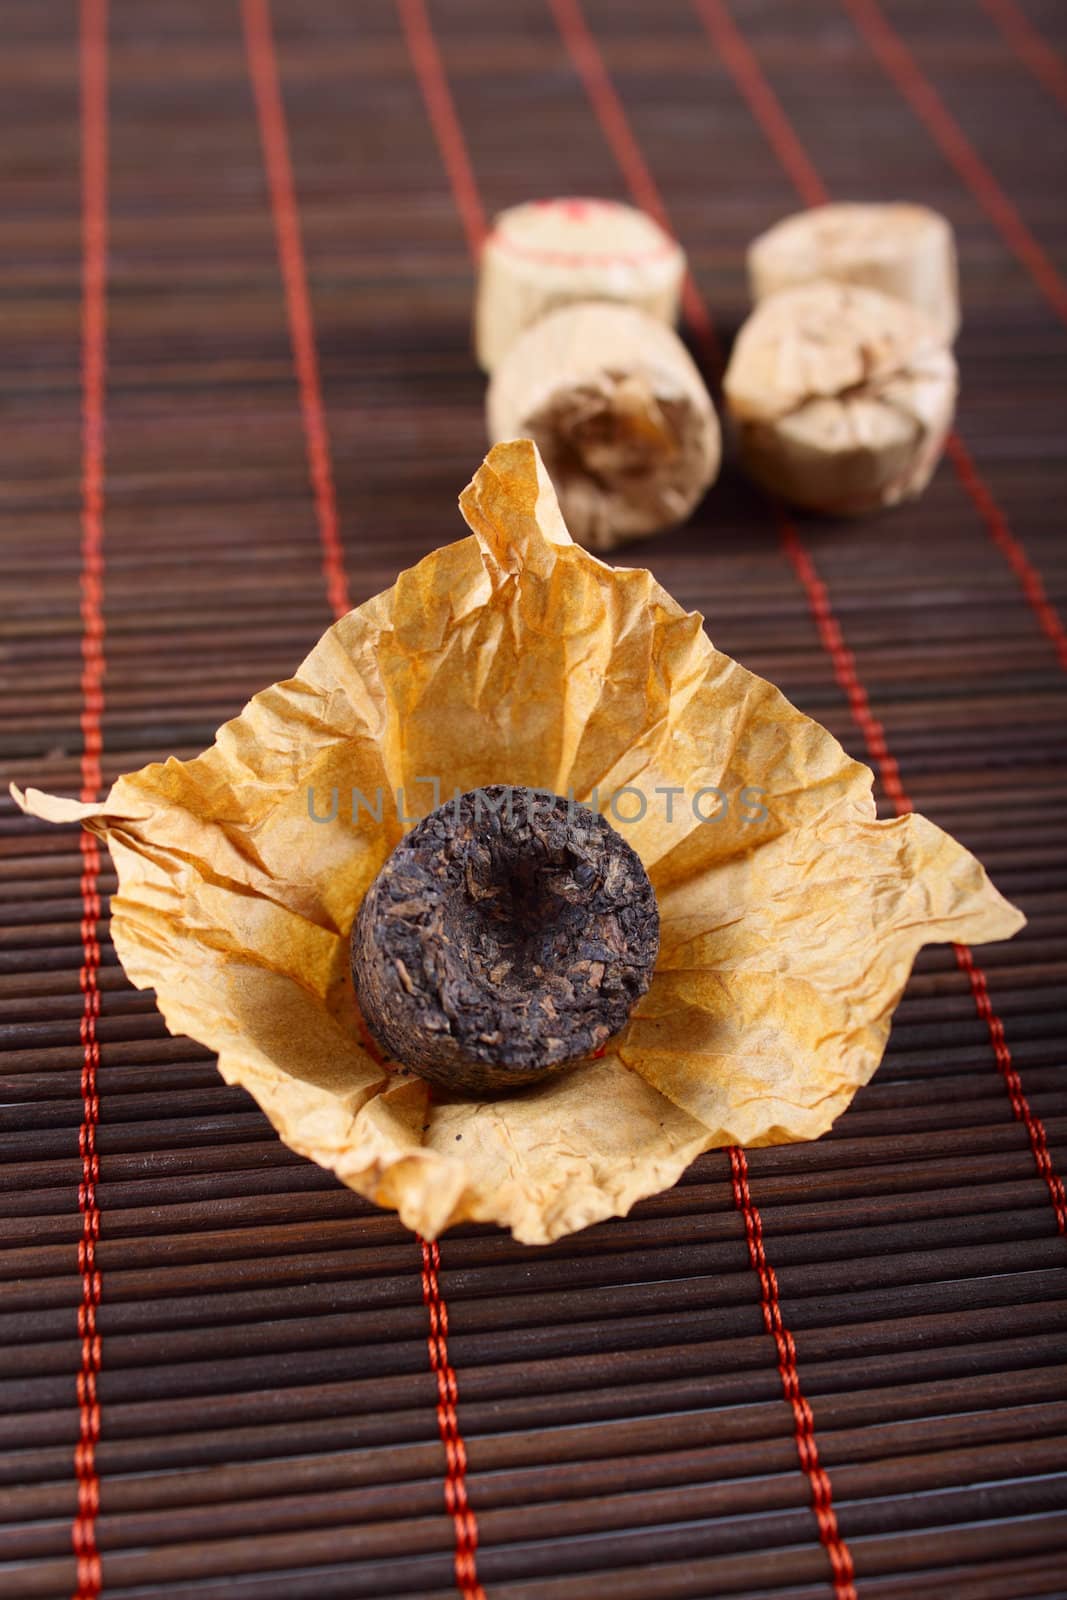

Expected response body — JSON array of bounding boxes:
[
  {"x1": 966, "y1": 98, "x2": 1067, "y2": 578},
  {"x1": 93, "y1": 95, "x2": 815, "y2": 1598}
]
[
  {"x1": 488, "y1": 197, "x2": 678, "y2": 269},
  {"x1": 73, "y1": 3, "x2": 108, "y2": 1596}
]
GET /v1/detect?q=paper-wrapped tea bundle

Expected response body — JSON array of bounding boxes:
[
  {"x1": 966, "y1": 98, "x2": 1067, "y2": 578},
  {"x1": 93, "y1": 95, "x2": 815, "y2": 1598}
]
[
  {"x1": 14, "y1": 442, "x2": 1023, "y2": 1244},
  {"x1": 475, "y1": 196, "x2": 686, "y2": 372},
  {"x1": 488, "y1": 301, "x2": 721, "y2": 551},
  {"x1": 749, "y1": 202, "x2": 960, "y2": 341},
  {"x1": 723, "y1": 281, "x2": 957, "y2": 515}
]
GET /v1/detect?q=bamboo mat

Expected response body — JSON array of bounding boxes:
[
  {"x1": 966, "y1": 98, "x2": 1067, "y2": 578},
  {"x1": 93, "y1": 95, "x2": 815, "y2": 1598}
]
[{"x1": 2, "y1": 1, "x2": 1066, "y2": 1596}]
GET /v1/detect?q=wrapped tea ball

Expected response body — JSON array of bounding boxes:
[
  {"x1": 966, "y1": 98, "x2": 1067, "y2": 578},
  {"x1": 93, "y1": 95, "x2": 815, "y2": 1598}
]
[
  {"x1": 748, "y1": 202, "x2": 960, "y2": 341},
  {"x1": 475, "y1": 196, "x2": 686, "y2": 372},
  {"x1": 487, "y1": 301, "x2": 720, "y2": 551},
  {"x1": 723, "y1": 281, "x2": 957, "y2": 515},
  {"x1": 351, "y1": 787, "x2": 660, "y2": 1096}
]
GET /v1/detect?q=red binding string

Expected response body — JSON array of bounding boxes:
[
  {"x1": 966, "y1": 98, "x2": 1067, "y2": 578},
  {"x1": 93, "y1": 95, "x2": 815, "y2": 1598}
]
[
  {"x1": 242, "y1": 5, "x2": 485, "y2": 1594},
  {"x1": 73, "y1": 3, "x2": 108, "y2": 1597},
  {"x1": 782, "y1": 523, "x2": 1067, "y2": 1236},
  {"x1": 546, "y1": 0, "x2": 721, "y2": 366},
  {"x1": 350, "y1": 1023, "x2": 485, "y2": 1599},
  {"x1": 944, "y1": 432, "x2": 1067, "y2": 671},
  {"x1": 241, "y1": 0, "x2": 351, "y2": 621},
  {"x1": 729, "y1": 1148, "x2": 857, "y2": 1599},
  {"x1": 980, "y1": 0, "x2": 1067, "y2": 115},
  {"x1": 691, "y1": 0, "x2": 829, "y2": 210},
  {"x1": 536, "y1": 2, "x2": 856, "y2": 1589},
  {"x1": 692, "y1": 0, "x2": 1067, "y2": 673},
  {"x1": 395, "y1": 0, "x2": 488, "y2": 258},
  {"x1": 352, "y1": 1013, "x2": 485, "y2": 1599},
  {"x1": 420, "y1": 1239, "x2": 487, "y2": 1600},
  {"x1": 840, "y1": 0, "x2": 1067, "y2": 329},
  {"x1": 691, "y1": 0, "x2": 1067, "y2": 1234}
]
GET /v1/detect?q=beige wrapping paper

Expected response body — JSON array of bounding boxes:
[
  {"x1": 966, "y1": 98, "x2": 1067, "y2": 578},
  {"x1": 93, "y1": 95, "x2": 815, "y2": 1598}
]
[
  {"x1": 14, "y1": 441, "x2": 1022, "y2": 1244},
  {"x1": 475, "y1": 197, "x2": 686, "y2": 372},
  {"x1": 724, "y1": 281, "x2": 957, "y2": 515},
  {"x1": 487, "y1": 301, "x2": 721, "y2": 551},
  {"x1": 749, "y1": 202, "x2": 960, "y2": 341}
]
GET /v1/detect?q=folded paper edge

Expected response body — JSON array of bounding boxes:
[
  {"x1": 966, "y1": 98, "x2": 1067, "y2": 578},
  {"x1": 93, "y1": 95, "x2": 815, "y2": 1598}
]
[
  {"x1": 459, "y1": 437, "x2": 575, "y2": 553},
  {"x1": 11, "y1": 783, "x2": 105, "y2": 825}
]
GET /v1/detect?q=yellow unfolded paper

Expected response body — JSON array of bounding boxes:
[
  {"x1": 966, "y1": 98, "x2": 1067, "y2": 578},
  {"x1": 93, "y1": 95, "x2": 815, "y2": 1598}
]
[{"x1": 14, "y1": 441, "x2": 1023, "y2": 1244}]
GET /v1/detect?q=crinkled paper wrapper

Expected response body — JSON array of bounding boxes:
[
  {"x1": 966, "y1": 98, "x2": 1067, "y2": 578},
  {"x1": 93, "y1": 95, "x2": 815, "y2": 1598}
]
[
  {"x1": 14, "y1": 441, "x2": 1023, "y2": 1244},
  {"x1": 488, "y1": 301, "x2": 720, "y2": 552},
  {"x1": 724, "y1": 282, "x2": 957, "y2": 515}
]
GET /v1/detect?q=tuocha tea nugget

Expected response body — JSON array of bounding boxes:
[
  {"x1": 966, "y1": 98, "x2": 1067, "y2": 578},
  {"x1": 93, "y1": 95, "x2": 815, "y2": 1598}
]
[
  {"x1": 475, "y1": 196, "x2": 686, "y2": 372},
  {"x1": 748, "y1": 202, "x2": 960, "y2": 341},
  {"x1": 487, "y1": 300, "x2": 721, "y2": 551},
  {"x1": 351, "y1": 787, "x2": 659, "y2": 1097},
  {"x1": 723, "y1": 281, "x2": 957, "y2": 515}
]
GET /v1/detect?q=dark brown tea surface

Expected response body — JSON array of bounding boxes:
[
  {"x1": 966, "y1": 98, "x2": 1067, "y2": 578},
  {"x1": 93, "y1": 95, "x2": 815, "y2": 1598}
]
[{"x1": 351, "y1": 785, "x2": 660, "y2": 1095}]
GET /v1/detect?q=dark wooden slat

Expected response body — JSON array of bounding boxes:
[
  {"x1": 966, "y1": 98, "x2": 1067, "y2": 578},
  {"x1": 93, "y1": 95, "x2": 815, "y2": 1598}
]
[
  {"x1": 7, "y1": 1477, "x2": 1067, "y2": 1598},
  {"x1": 5, "y1": 1435, "x2": 1067, "y2": 1565},
  {"x1": 5, "y1": 1396, "x2": 1063, "y2": 1526},
  {"x1": 0, "y1": 1172, "x2": 1049, "y2": 1252},
  {"x1": 5, "y1": 1361, "x2": 1065, "y2": 1491},
  {"x1": 0, "y1": 1145, "x2": 1051, "y2": 1224}
]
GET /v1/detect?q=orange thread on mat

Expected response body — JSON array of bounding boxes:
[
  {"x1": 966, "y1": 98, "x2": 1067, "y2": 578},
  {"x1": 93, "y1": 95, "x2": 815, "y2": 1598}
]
[
  {"x1": 243, "y1": 6, "x2": 484, "y2": 1595},
  {"x1": 691, "y1": 0, "x2": 1067, "y2": 673},
  {"x1": 980, "y1": 0, "x2": 1067, "y2": 115},
  {"x1": 945, "y1": 433, "x2": 1067, "y2": 671},
  {"x1": 73, "y1": 3, "x2": 108, "y2": 1596},
  {"x1": 783, "y1": 519, "x2": 1066, "y2": 1231},
  {"x1": 420, "y1": 1239, "x2": 487, "y2": 1600},
  {"x1": 730, "y1": 1148, "x2": 857, "y2": 1599},
  {"x1": 241, "y1": 0, "x2": 351, "y2": 621},
  {"x1": 691, "y1": 0, "x2": 828, "y2": 209},
  {"x1": 954, "y1": 944, "x2": 1067, "y2": 1233},
  {"x1": 840, "y1": 0, "x2": 1067, "y2": 329},
  {"x1": 396, "y1": 0, "x2": 488, "y2": 258},
  {"x1": 690, "y1": 0, "x2": 1067, "y2": 1232},
  {"x1": 546, "y1": 0, "x2": 721, "y2": 366},
  {"x1": 779, "y1": 525, "x2": 909, "y2": 812}
]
